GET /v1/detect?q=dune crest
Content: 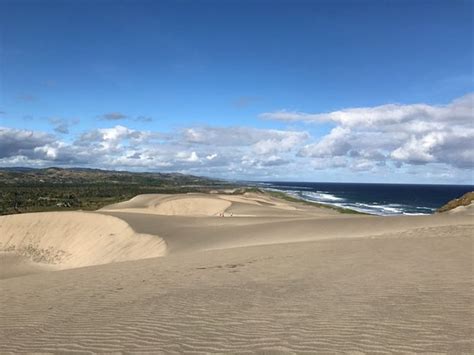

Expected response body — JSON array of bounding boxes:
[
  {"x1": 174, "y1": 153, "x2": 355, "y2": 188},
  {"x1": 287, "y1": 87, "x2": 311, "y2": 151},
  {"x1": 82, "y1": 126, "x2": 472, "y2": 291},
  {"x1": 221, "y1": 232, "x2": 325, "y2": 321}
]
[
  {"x1": 101, "y1": 194, "x2": 233, "y2": 216},
  {"x1": 0, "y1": 212, "x2": 167, "y2": 270},
  {"x1": 152, "y1": 196, "x2": 232, "y2": 216},
  {"x1": 100, "y1": 192, "x2": 322, "y2": 217}
]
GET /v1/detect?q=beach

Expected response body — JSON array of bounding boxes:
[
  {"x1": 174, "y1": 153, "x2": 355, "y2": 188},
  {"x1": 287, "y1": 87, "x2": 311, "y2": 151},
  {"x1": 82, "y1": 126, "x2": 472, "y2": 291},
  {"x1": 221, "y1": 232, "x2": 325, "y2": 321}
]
[{"x1": 1, "y1": 192, "x2": 473, "y2": 353}]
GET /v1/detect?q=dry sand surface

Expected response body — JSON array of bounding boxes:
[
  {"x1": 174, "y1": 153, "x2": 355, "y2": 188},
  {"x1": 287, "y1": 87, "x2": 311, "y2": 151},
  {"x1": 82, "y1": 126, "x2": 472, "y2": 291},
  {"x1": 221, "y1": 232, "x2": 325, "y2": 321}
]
[
  {"x1": 0, "y1": 193, "x2": 473, "y2": 353},
  {"x1": 0, "y1": 212, "x2": 167, "y2": 272}
]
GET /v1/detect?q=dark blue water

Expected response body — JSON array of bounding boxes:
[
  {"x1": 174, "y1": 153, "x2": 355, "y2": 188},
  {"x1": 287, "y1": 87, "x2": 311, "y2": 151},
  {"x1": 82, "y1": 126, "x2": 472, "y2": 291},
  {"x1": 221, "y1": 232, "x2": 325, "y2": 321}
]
[{"x1": 256, "y1": 181, "x2": 473, "y2": 215}]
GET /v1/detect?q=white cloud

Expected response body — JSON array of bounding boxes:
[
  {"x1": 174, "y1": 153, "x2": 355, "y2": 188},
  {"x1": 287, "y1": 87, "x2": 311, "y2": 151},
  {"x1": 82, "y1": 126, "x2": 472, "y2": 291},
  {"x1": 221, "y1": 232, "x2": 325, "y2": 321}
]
[
  {"x1": 0, "y1": 127, "x2": 55, "y2": 158},
  {"x1": 264, "y1": 93, "x2": 474, "y2": 170},
  {"x1": 252, "y1": 131, "x2": 308, "y2": 155},
  {"x1": 182, "y1": 126, "x2": 309, "y2": 148},
  {"x1": 34, "y1": 145, "x2": 58, "y2": 160},
  {"x1": 177, "y1": 151, "x2": 200, "y2": 163},
  {"x1": 206, "y1": 153, "x2": 218, "y2": 160},
  {"x1": 6, "y1": 125, "x2": 299, "y2": 175},
  {"x1": 260, "y1": 93, "x2": 473, "y2": 127},
  {"x1": 299, "y1": 127, "x2": 351, "y2": 158},
  {"x1": 1, "y1": 94, "x2": 472, "y2": 184}
]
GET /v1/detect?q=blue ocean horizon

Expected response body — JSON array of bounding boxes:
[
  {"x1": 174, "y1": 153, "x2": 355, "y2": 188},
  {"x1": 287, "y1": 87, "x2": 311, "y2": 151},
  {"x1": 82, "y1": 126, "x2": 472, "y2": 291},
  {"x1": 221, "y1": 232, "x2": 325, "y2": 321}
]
[{"x1": 253, "y1": 181, "x2": 474, "y2": 216}]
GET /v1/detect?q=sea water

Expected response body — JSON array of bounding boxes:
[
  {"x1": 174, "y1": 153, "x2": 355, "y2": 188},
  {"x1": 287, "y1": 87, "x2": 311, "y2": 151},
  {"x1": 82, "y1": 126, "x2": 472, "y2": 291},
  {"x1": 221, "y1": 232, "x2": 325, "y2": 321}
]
[{"x1": 255, "y1": 181, "x2": 474, "y2": 216}]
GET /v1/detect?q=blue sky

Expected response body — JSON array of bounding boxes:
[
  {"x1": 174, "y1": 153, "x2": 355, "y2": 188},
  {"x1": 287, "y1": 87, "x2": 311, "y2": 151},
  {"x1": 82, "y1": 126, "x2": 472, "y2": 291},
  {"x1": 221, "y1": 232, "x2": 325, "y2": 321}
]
[{"x1": 0, "y1": 0, "x2": 473, "y2": 183}]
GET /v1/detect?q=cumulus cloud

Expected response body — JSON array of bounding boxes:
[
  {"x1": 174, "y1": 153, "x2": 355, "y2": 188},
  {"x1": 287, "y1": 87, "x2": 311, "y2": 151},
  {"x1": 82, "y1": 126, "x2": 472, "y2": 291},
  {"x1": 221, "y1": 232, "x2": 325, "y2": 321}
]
[
  {"x1": 77, "y1": 125, "x2": 152, "y2": 145},
  {"x1": 0, "y1": 124, "x2": 310, "y2": 179},
  {"x1": 1, "y1": 94, "x2": 472, "y2": 183},
  {"x1": 243, "y1": 155, "x2": 290, "y2": 168},
  {"x1": 0, "y1": 127, "x2": 55, "y2": 158},
  {"x1": 264, "y1": 93, "x2": 474, "y2": 170},
  {"x1": 183, "y1": 126, "x2": 308, "y2": 148},
  {"x1": 176, "y1": 151, "x2": 200, "y2": 163},
  {"x1": 298, "y1": 127, "x2": 351, "y2": 158},
  {"x1": 261, "y1": 93, "x2": 473, "y2": 127}
]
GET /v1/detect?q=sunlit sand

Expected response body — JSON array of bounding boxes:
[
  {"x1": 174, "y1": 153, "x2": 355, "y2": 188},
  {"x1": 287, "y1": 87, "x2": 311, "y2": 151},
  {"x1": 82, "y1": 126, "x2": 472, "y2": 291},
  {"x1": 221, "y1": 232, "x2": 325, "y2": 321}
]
[{"x1": 1, "y1": 193, "x2": 473, "y2": 353}]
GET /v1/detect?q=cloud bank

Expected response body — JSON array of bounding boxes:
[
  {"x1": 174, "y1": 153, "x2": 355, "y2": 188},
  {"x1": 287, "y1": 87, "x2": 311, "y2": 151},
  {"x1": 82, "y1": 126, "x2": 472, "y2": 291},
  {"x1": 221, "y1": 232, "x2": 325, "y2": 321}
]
[
  {"x1": 262, "y1": 93, "x2": 474, "y2": 170},
  {"x1": 0, "y1": 94, "x2": 472, "y2": 182},
  {"x1": 0, "y1": 125, "x2": 308, "y2": 178}
]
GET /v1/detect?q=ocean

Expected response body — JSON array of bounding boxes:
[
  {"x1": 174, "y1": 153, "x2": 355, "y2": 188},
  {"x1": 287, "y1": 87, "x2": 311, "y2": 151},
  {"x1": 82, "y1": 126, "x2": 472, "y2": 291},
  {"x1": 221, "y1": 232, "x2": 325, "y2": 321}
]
[{"x1": 255, "y1": 181, "x2": 474, "y2": 216}]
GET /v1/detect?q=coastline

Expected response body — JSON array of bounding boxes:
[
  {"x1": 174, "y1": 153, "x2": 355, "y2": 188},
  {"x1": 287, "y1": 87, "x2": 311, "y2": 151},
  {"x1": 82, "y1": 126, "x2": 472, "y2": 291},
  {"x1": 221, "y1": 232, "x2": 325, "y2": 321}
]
[{"x1": 257, "y1": 181, "x2": 474, "y2": 216}]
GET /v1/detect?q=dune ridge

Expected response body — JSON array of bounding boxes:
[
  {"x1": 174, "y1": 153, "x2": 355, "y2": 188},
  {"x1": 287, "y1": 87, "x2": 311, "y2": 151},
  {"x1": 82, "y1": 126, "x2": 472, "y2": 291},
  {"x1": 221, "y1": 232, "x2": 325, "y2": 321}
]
[
  {"x1": 0, "y1": 211, "x2": 167, "y2": 271},
  {"x1": 100, "y1": 194, "x2": 233, "y2": 216},
  {"x1": 100, "y1": 192, "x2": 340, "y2": 217},
  {"x1": 100, "y1": 192, "x2": 474, "y2": 254}
]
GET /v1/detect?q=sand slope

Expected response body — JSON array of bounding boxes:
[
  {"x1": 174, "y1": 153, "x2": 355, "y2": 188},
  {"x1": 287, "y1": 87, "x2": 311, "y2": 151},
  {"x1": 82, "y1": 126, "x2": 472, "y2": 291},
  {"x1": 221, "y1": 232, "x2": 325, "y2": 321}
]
[
  {"x1": 0, "y1": 211, "x2": 167, "y2": 271},
  {"x1": 0, "y1": 193, "x2": 473, "y2": 353},
  {"x1": 447, "y1": 201, "x2": 474, "y2": 215},
  {"x1": 0, "y1": 252, "x2": 54, "y2": 279},
  {"x1": 0, "y1": 226, "x2": 472, "y2": 353},
  {"x1": 100, "y1": 192, "x2": 340, "y2": 217},
  {"x1": 101, "y1": 194, "x2": 232, "y2": 216},
  {"x1": 101, "y1": 193, "x2": 473, "y2": 254}
]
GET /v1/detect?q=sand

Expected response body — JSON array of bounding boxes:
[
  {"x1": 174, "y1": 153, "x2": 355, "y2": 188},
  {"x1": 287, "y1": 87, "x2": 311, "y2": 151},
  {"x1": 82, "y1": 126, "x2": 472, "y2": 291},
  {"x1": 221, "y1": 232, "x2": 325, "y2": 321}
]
[
  {"x1": 446, "y1": 201, "x2": 474, "y2": 215},
  {"x1": 101, "y1": 194, "x2": 232, "y2": 216},
  {"x1": 0, "y1": 193, "x2": 473, "y2": 353},
  {"x1": 0, "y1": 211, "x2": 167, "y2": 273}
]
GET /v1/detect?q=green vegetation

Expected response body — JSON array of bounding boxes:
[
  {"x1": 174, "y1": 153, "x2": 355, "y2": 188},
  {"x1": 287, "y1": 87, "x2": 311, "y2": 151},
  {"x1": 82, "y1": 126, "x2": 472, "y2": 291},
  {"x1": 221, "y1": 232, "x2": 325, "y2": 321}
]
[
  {"x1": 0, "y1": 167, "x2": 234, "y2": 215},
  {"x1": 437, "y1": 191, "x2": 474, "y2": 213}
]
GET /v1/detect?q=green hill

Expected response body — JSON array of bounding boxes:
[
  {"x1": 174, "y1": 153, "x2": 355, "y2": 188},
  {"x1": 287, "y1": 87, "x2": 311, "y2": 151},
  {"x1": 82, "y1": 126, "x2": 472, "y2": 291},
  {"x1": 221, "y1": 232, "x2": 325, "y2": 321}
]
[{"x1": 0, "y1": 167, "x2": 233, "y2": 215}]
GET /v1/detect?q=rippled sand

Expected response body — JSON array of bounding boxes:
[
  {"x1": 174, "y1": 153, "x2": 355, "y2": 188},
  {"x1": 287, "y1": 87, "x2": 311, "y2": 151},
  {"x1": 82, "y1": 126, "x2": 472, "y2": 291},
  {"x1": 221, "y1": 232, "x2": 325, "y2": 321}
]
[{"x1": 1, "y1": 193, "x2": 472, "y2": 353}]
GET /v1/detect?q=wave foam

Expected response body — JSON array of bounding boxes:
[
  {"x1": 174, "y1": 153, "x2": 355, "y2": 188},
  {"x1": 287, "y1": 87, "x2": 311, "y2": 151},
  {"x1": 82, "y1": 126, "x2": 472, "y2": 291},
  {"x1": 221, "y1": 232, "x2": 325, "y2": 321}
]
[
  {"x1": 267, "y1": 187, "x2": 433, "y2": 216},
  {"x1": 301, "y1": 191, "x2": 344, "y2": 202}
]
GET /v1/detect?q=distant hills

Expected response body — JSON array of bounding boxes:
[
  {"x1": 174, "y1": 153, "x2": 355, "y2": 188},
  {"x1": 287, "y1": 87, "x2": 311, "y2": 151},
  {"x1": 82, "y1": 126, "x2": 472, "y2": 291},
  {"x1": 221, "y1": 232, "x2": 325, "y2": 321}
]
[
  {"x1": 0, "y1": 167, "x2": 220, "y2": 186},
  {"x1": 0, "y1": 167, "x2": 234, "y2": 215}
]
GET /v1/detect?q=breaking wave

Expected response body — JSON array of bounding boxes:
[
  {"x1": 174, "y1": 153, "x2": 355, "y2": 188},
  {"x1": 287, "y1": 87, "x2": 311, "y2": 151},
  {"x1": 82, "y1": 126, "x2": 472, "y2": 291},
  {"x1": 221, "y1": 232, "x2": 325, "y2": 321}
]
[{"x1": 266, "y1": 187, "x2": 433, "y2": 216}]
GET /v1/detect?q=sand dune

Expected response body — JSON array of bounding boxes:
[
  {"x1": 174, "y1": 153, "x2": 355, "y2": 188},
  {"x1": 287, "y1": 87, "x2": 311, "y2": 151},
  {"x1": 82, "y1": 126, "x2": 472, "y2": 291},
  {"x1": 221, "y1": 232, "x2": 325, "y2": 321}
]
[
  {"x1": 100, "y1": 193, "x2": 473, "y2": 254},
  {"x1": 100, "y1": 192, "x2": 337, "y2": 217},
  {"x1": 1, "y1": 192, "x2": 473, "y2": 353},
  {"x1": 447, "y1": 201, "x2": 474, "y2": 215},
  {"x1": 0, "y1": 211, "x2": 167, "y2": 274},
  {"x1": 101, "y1": 194, "x2": 231, "y2": 216},
  {"x1": 152, "y1": 196, "x2": 231, "y2": 216}
]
